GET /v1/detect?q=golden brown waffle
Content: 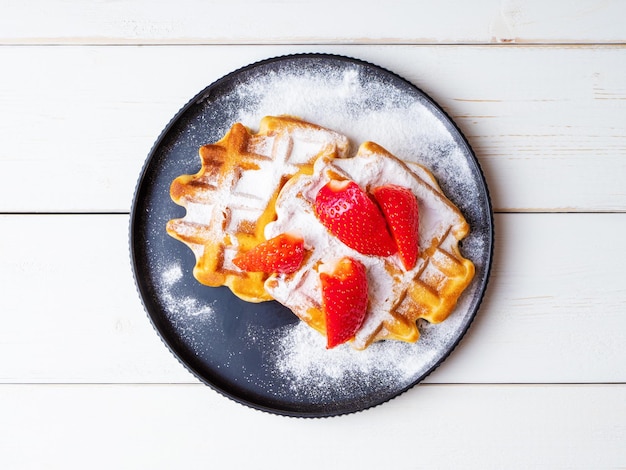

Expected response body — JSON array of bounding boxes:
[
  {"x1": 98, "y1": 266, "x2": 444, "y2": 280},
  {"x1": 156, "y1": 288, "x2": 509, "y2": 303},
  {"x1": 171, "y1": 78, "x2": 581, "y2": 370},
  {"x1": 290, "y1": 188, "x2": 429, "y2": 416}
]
[
  {"x1": 166, "y1": 115, "x2": 350, "y2": 302},
  {"x1": 264, "y1": 141, "x2": 475, "y2": 349}
]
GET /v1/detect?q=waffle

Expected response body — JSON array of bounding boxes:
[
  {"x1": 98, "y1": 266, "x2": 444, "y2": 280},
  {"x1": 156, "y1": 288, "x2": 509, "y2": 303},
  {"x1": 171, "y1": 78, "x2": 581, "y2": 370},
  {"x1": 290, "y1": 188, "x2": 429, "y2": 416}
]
[
  {"x1": 166, "y1": 115, "x2": 351, "y2": 302},
  {"x1": 264, "y1": 141, "x2": 475, "y2": 349}
]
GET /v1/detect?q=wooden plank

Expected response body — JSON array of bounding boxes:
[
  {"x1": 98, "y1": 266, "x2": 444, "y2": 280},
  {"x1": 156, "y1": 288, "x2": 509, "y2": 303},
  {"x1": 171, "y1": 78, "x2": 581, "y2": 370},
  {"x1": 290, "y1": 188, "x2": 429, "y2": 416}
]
[
  {"x1": 437, "y1": 212, "x2": 626, "y2": 384},
  {"x1": 0, "y1": 383, "x2": 624, "y2": 468},
  {"x1": 1, "y1": 0, "x2": 625, "y2": 45},
  {"x1": 0, "y1": 45, "x2": 625, "y2": 213},
  {"x1": 0, "y1": 213, "x2": 624, "y2": 384},
  {"x1": 0, "y1": 214, "x2": 192, "y2": 383}
]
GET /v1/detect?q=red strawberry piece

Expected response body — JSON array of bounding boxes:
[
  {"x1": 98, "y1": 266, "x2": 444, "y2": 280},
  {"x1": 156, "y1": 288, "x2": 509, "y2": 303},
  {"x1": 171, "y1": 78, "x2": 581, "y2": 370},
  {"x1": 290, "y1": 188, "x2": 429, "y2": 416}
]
[
  {"x1": 232, "y1": 233, "x2": 305, "y2": 274},
  {"x1": 372, "y1": 184, "x2": 419, "y2": 270},
  {"x1": 314, "y1": 179, "x2": 397, "y2": 256},
  {"x1": 320, "y1": 257, "x2": 369, "y2": 349}
]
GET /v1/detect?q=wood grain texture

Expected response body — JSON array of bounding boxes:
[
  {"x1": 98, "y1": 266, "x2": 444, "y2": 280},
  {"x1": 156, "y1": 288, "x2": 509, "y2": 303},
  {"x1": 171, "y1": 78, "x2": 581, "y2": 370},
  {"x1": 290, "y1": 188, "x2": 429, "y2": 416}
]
[
  {"x1": 0, "y1": 45, "x2": 625, "y2": 213},
  {"x1": 0, "y1": 383, "x2": 624, "y2": 469},
  {"x1": 3, "y1": 0, "x2": 625, "y2": 466},
  {"x1": 1, "y1": 0, "x2": 625, "y2": 45},
  {"x1": 1, "y1": 213, "x2": 624, "y2": 384}
]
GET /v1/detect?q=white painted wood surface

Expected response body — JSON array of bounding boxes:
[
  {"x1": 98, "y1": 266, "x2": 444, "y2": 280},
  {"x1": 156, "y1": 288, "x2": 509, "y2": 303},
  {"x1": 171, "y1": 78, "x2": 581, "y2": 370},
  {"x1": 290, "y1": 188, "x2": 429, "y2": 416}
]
[
  {"x1": 1, "y1": 0, "x2": 624, "y2": 468},
  {"x1": 1, "y1": 44, "x2": 625, "y2": 212},
  {"x1": 1, "y1": 0, "x2": 625, "y2": 44},
  {"x1": 1, "y1": 213, "x2": 624, "y2": 384},
  {"x1": 1, "y1": 384, "x2": 624, "y2": 469}
]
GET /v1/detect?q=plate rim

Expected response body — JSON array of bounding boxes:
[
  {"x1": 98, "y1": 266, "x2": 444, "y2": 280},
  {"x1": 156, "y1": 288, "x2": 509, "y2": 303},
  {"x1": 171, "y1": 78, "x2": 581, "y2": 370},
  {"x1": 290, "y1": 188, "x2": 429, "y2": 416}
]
[{"x1": 128, "y1": 52, "x2": 495, "y2": 418}]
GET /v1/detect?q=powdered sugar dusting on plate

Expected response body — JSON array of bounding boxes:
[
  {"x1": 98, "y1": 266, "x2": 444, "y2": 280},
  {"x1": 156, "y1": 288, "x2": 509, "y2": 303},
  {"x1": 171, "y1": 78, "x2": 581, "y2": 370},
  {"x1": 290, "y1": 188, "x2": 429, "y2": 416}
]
[
  {"x1": 235, "y1": 66, "x2": 456, "y2": 163},
  {"x1": 276, "y1": 322, "x2": 428, "y2": 384},
  {"x1": 251, "y1": 281, "x2": 476, "y2": 401},
  {"x1": 159, "y1": 261, "x2": 216, "y2": 321}
]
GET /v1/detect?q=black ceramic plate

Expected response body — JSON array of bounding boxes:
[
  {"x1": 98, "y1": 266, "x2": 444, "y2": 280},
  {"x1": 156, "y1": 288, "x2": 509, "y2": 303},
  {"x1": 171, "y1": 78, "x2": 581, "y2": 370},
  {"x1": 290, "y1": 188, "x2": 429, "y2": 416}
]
[{"x1": 130, "y1": 54, "x2": 493, "y2": 418}]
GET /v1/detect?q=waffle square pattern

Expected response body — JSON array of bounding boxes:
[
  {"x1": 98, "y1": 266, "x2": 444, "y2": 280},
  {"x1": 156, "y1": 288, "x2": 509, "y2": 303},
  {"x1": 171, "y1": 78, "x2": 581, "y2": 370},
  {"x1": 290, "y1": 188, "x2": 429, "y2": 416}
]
[{"x1": 168, "y1": 116, "x2": 474, "y2": 349}]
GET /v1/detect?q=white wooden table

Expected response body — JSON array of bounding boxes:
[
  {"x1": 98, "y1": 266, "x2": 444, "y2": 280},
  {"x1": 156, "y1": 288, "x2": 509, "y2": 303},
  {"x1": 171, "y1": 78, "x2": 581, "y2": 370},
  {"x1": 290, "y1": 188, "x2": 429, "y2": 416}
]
[{"x1": 1, "y1": 1, "x2": 625, "y2": 468}]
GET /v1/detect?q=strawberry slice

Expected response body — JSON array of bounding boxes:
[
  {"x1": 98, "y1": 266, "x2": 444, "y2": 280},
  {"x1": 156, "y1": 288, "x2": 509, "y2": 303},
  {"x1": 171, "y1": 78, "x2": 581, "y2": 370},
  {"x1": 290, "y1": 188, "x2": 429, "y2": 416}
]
[
  {"x1": 372, "y1": 184, "x2": 419, "y2": 270},
  {"x1": 320, "y1": 257, "x2": 369, "y2": 349},
  {"x1": 233, "y1": 233, "x2": 305, "y2": 274},
  {"x1": 314, "y1": 179, "x2": 397, "y2": 257}
]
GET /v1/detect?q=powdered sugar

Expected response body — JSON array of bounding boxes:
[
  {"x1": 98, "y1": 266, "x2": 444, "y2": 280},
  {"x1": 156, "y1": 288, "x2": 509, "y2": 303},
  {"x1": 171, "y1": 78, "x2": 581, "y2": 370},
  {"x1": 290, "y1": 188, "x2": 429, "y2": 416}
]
[
  {"x1": 275, "y1": 321, "x2": 426, "y2": 383},
  {"x1": 255, "y1": 291, "x2": 473, "y2": 401},
  {"x1": 162, "y1": 263, "x2": 183, "y2": 286},
  {"x1": 159, "y1": 261, "x2": 216, "y2": 320},
  {"x1": 235, "y1": 65, "x2": 460, "y2": 173}
]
